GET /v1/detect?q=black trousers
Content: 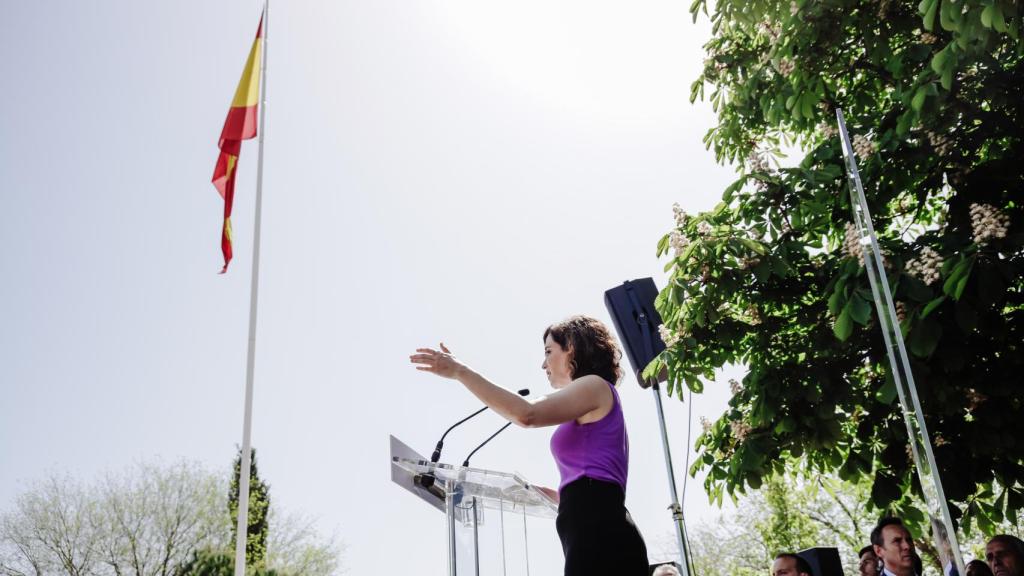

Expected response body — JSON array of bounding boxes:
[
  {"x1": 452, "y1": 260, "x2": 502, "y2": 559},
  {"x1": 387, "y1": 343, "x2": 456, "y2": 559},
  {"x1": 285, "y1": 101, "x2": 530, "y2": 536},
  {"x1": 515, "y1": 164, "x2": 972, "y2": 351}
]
[{"x1": 555, "y1": 477, "x2": 649, "y2": 576}]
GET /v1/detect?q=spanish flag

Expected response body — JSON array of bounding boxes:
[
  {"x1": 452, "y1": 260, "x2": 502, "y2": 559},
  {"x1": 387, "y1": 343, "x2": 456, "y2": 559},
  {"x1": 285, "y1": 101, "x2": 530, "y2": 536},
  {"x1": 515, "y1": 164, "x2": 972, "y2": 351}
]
[{"x1": 212, "y1": 15, "x2": 263, "y2": 273}]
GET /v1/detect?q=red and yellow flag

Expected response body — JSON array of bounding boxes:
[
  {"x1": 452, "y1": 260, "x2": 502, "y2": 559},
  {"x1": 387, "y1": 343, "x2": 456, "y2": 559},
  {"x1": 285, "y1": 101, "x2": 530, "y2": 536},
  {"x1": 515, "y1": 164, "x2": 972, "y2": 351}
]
[{"x1": 212, "y1": 16, "x2": 263, "y2": 273}]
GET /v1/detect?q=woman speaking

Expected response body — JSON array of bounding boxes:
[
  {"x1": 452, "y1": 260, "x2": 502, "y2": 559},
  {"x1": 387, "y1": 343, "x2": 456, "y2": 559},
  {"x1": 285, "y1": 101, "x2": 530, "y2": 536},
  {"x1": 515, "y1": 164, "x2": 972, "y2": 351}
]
[{"x1": 410, "y1": 315, "x2": 650, "y2": 576}]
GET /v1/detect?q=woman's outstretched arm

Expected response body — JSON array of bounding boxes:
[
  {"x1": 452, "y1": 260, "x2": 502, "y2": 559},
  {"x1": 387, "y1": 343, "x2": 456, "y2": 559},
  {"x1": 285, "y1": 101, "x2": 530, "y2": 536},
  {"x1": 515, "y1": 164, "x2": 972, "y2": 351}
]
[{"x1": 410, "y1": 344, "x2": 609, "y2": 428}]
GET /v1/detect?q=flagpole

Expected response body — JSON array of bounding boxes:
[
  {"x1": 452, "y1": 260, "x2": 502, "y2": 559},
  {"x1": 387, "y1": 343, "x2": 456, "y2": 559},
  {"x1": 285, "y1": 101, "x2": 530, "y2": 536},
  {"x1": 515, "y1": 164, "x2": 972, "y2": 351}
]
[{"x1": 234, "y1": 2, "x2": 269, "y2": 575}]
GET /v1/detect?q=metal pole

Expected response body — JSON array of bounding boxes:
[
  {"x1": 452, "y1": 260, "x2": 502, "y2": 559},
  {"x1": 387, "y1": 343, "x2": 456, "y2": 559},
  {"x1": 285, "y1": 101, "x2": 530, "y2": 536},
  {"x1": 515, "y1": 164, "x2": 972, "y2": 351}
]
[
  {"x1": 835, "y1": 109, "x2": 965, "y2": 576},
  {"x1": 448, "y1": 488, "x2": 458, "y2": 576},
  {"x1": 499, "y1": 500, "x2": 507, "y2": 576},
  {"x1": 522, "y1": 511, "x2": 531, "y2": 576},
  {"x1": 651, "y1": 382, "x2": 692, "y2": 576},
  {"x1": 233, "y1": 3, "x2": 269, "y2": 575},
  {"x1": 472, "y1": 497, "x2": 480, "y2": 576}
]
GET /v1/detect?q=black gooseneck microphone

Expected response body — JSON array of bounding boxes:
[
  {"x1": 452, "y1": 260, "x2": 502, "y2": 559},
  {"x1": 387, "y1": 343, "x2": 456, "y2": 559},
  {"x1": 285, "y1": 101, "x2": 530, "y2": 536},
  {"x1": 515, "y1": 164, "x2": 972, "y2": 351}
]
[
  {"x1": 462, "y1": 389, "x2": 530, "y2": 467},
  {"x1": 429, "y1": 388, "x2": 530, "y2": 463},
  {"x1": 431, "y1": 408, "x2": 487, "y2": 463},
  {"x1": 416, "y1": 388, "x2": 529, "y2": 494}
]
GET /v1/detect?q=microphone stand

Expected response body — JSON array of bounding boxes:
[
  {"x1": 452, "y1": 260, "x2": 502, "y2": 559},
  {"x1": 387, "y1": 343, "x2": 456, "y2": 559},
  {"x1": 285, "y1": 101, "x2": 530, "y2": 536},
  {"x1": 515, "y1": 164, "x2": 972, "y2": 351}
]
[
  {"x1": 432, "y1": 406, "x2": 488, "y2": 463},
  {"x1": 462, "y1": 388, "x2": 529, "y2": 467},
  {"x1": 462, "y1": 422, "x2": 512, "y2": 467},
  {"x1": 626, "y1": 284, "x2": 695, "y2": 576}
]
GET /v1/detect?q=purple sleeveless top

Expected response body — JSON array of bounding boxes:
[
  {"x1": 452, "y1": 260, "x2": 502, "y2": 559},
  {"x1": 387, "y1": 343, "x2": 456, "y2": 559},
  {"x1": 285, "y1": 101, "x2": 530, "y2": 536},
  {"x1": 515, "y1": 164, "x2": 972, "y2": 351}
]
[{"x1": 549, "y1": 380, "x2": 629, "y2": 492}]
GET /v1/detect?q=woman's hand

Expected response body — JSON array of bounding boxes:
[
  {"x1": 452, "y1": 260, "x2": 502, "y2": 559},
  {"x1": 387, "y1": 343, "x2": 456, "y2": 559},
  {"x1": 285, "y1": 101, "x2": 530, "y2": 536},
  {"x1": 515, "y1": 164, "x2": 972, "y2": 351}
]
[
  {"x1": 536, "y1": 485, "x2": 560, "y2": 504},
  {"x1": 409, "y1": 343, "x2": 464, "y2": 380}
]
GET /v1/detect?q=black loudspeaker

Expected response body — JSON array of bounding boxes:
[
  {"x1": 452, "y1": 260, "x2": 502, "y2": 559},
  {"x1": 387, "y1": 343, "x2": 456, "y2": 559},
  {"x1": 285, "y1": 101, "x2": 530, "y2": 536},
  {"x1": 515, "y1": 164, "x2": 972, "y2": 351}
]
[
  {"x1": 604, "y1": 278, "x2": 666, "y2": 389},
  {"x1": 798, "y1": 547, "x2": 845, "y2": 576}
]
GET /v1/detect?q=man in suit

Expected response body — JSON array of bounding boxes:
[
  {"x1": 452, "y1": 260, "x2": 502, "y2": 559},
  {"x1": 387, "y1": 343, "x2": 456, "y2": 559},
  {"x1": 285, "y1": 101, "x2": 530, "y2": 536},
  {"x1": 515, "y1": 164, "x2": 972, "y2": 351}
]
[{"x1": 872, "y1": 517, "x2": 917, "y2": 576}]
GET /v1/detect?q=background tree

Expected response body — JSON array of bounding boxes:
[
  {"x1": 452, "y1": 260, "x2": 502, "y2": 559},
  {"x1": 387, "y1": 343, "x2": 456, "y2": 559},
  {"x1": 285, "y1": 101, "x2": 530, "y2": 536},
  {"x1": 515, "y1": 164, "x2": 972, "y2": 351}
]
[
  {"x1": 94, "y1": 462, "x2": 227, "y2": 576},
  {"x1": 174, "y1": 549, "x2": 278, "y2": 576},
  {"x1": 698, "y1": 475, "x2": 873, "y2": 576},
  {"x1": 670, "y1": 475, "x2": 1021, "y2": 576},
  {"x1": 0, "y1": 459, "x2": 342, "y2": 576},
  {"x1": 174, "y1": 507, "x2": 342, "y2": 576},
  {"x1": 0, "y1": 464, "x2": 223, "y2": 576},
  {"x1": 263, "y1": 508, "x2": 343, "y2": 576},
  {"x1": 227, "y1": 449, "x2": 269, "y2": 573},
  {"x1": 0, "y1": 474, "x2": 97, "y2": 576},
  {"x1": 652, "y1": 0, "x2": 1023, "y2": 535}
]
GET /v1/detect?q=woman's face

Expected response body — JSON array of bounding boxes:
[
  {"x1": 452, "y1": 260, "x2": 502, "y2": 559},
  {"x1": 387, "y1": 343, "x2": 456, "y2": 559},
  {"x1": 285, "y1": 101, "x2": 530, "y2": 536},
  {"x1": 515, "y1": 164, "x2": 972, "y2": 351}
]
[{"x1": 542, "y1": 334, "x2": 573, "y2": 389}]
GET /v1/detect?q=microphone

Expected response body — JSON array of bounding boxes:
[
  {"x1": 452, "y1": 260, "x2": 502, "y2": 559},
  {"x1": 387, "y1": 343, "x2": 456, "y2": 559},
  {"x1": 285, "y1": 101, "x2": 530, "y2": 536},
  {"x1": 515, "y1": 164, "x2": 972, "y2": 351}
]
[
  {"x1": 462, "y1": 389, "x2": 530, "y2": 468},
  {"x1": 417, "y1": 405, "x2": 487, "y2": 493},
  {"x1": 431, "y1": 407, "x2": 488, "y2": 464},
  {"x1": 429, "y1": 388, "x2": 530, "y2": 463},
  {"x1": 418, "y1": 388, "x2": 529, "y2": 492}
]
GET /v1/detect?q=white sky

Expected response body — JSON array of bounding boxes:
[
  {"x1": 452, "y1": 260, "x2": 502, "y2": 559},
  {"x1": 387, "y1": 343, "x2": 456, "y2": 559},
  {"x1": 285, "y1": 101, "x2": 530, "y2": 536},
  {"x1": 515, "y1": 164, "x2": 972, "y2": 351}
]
[{"x1": 0, "y1": 1, "x2": 747, "y2": 574}]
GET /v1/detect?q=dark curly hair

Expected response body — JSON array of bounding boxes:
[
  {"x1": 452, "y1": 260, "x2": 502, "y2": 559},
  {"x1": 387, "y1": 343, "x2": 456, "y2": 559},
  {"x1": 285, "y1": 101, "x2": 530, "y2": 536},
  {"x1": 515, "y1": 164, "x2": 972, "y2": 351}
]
[{"x1": 543, "y1": 315, "x2": 622, "y2": 385}]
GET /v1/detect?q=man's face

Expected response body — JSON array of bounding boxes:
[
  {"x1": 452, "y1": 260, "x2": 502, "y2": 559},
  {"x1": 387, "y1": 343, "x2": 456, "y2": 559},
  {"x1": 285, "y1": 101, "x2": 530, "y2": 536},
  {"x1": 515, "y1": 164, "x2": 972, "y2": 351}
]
[
  {"x1": 874, "y1": 525, "x2": 916, "y2": 575},
  {"x1": 986, "y1": 539, "x2": 1022, "y2": 576},
  {"x1": 772, "y1": 557, "x2": 806, "y2": 576},
  {"x1": 860, "y1": 549, "x2": 880, "y2": 576}
]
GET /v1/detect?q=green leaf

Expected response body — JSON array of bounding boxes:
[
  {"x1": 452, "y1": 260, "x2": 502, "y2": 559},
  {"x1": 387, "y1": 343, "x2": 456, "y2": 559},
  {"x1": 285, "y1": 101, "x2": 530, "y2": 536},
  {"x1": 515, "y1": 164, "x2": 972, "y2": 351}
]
[
  {"x1": 939, "y1": 0, "x2": 958, "y2": 31},
  {"x1": 771, "y1": 256, "x2": 792, "y2": 277},
  {"x1": 871, "y1": 472, "x2": 902, "y2": 508},
  {"x1": 828, "y1": 290, "x2": 842, "y2": 315},
  {"x1": 656, "y1": 234, "x2": 670, "y2": 257},
  {"x1": 912, "y1": 85, "x2": 929, "y2": 112},
  {"x1": 947, "y1": 258, "x2": 974, "y2": 300},
  {"x1": 834, "y1": 307, "x2": 853, "y2": 341},
  {"x1": 943, "y1": 257, "x2": 974, "y2": 299},
  {"x1": 876, "y1": 376, "x2": 897, "y2": 405},
  {"x1": 931, "y1": 46, "x2": 949, "y2": 75},
  {"x1": 941, "y1": 66, "x2": 954, "y2": 90},
  {"x1": 921, "y1": 0, "x2": 938, "y2": 30},
  {"x1": 801, "y1": 93, "x2": 815, "y2": 120},
  {"x1": 722, "y1": 180, "x2": 742, "y2": 203},
  {"x1": 642, "y1": 357, "x2": 664, "y2": 382},
  {"x1": 992, "y1": 4, "x2": 1007, "y2": 32},
  {"x1": 982, "y1": 5, "x2": 995, "y2": 28},
  {"x1": 897, "y1": 110, "x2": 916, "y2": 135},
  {"x1": 849, "y1": 296, "x2": 872, "y2": 326},
  {"x1": 688, "y1": 0, "x2": 703, "y2": 22},
  {"x1": 920, "y1": 295, "x2": 947, "y2": 319},
  {"x1": 739, "y1": 238, "x2": 767, "y2": 255},
  {"x1": 978, "y1": 506, "x2": 995, "y2": 534},
  {"x1": 954, "y1": 273, "x2": 970, "y2": 300}
]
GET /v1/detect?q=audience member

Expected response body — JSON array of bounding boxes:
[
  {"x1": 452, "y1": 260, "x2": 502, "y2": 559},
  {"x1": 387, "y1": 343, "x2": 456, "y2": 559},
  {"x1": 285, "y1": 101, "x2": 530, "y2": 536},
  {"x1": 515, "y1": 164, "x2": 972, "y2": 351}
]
[
  {"x1": 651, "y1": 563, "x2": 681, "y2": 576},
  {"x1": 871, "y1": 517, "x2": 918, "y2": 576},
  {"x1": 967, "y1": 559, "x2": 995, "y2": 576},
  {"x1": 860, "y1": 545, "x2": 881, "y2": 576},
  {"x1": 772, "y1": 553, "x2": 814, "y2": 576},
  {"x1": 986, "y1": 535, "x2": 1024, "y2": 576}
]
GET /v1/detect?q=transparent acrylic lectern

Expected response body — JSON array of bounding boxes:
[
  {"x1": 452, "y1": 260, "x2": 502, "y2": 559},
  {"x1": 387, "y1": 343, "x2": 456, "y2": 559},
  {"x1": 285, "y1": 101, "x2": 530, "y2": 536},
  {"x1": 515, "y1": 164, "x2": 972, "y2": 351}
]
[{"x1": 390, "y1": 436, "x2": 558, "y2": 576}]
